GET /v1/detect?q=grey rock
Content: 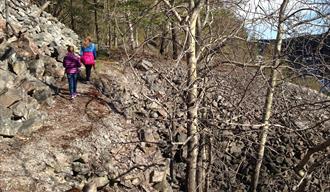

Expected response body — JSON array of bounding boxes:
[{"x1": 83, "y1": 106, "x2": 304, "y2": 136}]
[
  {"x1": 55, "y1": 46, "x2": 67, "y2": 62},
  {"x1": 27, "y1": 59, "x2": 45, "y2": 79},
  {"x1": 43, "y1": 75, "x2": 56, "y2": 85},
  {"x1": 82, "y1": 176, "x2": 109, "y2": 192},
  {"x1": 153, "y1": 179, "x2": 173, "y2": 192},
  {"x1": 0, "y1": 120, "x2": 22, "y2": 136},
  {"x1": 72, "y1": 162, "x2": 90, "y2": 176},
  {"x1": 33, "y1": 87, "x2": 52, "y2": 103},
  {"x1": 11, "y1": 60, "x2": 27, "y2": 75},
  {"x1": 157, "y1": 108, "x2": 168, "y2": 118},
  {"x1": 138, "y1": 128, "x2": 155, "y2": 144},
  {"x1": 12, "y1": 97, "x2": 40, "y2": 119},
  {"x1": 18, "y1": 117, "x2": 44, "y2": 134},
  {"x1": 0, "y1": 89, "x2": 22, "y2": 108},
  {"x1": 12, "y1": 101, "x2": 28, "y2": 118},
  {"x1": 82, "y1": 183, "x2": 97, "y2": 192},
  {"x1": 175, "y1": 130, "x2": 187, "y2": 143},
  {"x1": 43, "y1": 57, "x2": 64, "y2": 78},
  {"x1": 0, "y1": 66, "x2": 15, "y2": 92},
  {"x1": 150, "y1": 170, "x2": 165, "y2": 183},
  {"x1": 147, "y1": 101, "x2": 161, "y2": 110},
  {"x1": 0, "y1": 105, "x2": 22, "y2": 136},
  {"x1": 135, "y1": 60, "x2": 153, "y2": 71},
  {"x1": 150, "y1": 111, "x2": 159, "y2": 118}
]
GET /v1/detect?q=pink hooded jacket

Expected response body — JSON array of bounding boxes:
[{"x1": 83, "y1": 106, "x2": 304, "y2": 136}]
[{"x1": 63, "y1": 52, "x2": 81, "y2": 74}]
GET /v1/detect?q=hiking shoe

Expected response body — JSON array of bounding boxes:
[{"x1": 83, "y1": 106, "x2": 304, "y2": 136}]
[{"x1": 70, "y1": 94, "x2": 77, "y2": 99}]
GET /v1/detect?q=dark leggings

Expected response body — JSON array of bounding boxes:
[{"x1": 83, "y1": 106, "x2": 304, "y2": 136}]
[{"x1": 85, "y1": 65, "x2": 93, "y2": 81}]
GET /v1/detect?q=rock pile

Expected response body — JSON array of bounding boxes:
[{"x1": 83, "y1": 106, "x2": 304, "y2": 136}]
[
  {"x1": 96, "y1": 55, "x2": 330, "y2": 191},
  {"x1": 0, "y1": 0, "x2": 79, "y2": 136}
]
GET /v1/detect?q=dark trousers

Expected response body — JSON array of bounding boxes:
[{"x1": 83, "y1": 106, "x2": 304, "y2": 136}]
[
  {"x1": 85, "y1": 65, "x2": 93, "y2": 81},
  {"x1": 67, "y1": 73, "x2": 78, "y2": 95}
]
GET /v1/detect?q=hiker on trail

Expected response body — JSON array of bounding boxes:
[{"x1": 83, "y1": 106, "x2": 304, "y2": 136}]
[
  {"x1": 63, "y1": 45, "x2": 81, "y2": 99},
  {"x1": 80, "y1": 36, "x2": 97, "y2": 83}
]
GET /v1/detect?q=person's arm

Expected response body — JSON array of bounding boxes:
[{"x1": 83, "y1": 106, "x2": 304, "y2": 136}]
[
  {"x1": 80, "y1": 46, "x2": 83, "y2": 56},
  {"x1": 93, "y1": 44, "x2": 97, "y2": 59},
  {"x1": 76, "y1": 56, "x2": 81, "y2": 67},
  {"x1": 63, "y1": 57, "x2": 67, "y2": 68}
]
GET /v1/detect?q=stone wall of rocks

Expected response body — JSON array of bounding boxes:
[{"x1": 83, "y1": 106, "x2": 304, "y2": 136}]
[{"x1": 0, "y1": 0, "x2": 80, "y2": 136}]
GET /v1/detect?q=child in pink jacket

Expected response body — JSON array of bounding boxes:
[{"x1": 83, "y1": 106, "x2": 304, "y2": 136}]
[{"x1": 63, "y1": 46, "x2": 81, "y2": 99}]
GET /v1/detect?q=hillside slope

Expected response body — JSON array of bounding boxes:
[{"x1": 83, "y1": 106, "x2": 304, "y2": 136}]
[{"x1": 0, "y1": 0, "x2": 329, "y2": 191}]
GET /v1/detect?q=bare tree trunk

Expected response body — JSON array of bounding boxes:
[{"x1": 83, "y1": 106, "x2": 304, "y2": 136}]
[
  {"x1": 171, "y1": 21, "x2": 178, "y2": 59},
  {"x1": 196, "y1": 15, "x2": 202, "y2": 56},
  {"x1": 70, "y1": 0, "x2": 75, "y2": 30},
  {"x1": 196, "y1": 133, "x2": 206, "y2": 192},
  {"x1": 106, "y1": 0, "x2": 111, "y2": 48},
  {"x1": 135, "y1": 27, "x2": 139, "y2": 47},
  {"x1": 126, "y1": 12, "x2": 136, "y2": 50},
  {"x1": 34, "y1": 1, "x2": 50, "y2": 16},
  {"x1": 251, "y1": 1, "x2": 289, "y2": 191},
  {"x1": 204, "y1": 136, "x2": 212, "y2": 192},
  {"x1": 108, "y1": 23, "x2": 112, "y2": 48},
  {"x1": 169, "y1": 0, "x2": 178, "y2": 59},
  {"x1": 186, "y1": 1, "x2": 203, "y2": 191},
  {"x1": 93, "y1": 0, "x2": 100, "y2": 45},
  {"x1": 114, "y1": 18, "x2": 119, "y2": 48},
  {"x1": 4, "y1": 0, "x2": 9, "y2": 39},
  {"x1": 160, "y1": 23, "x2": 169, "y2": 55}
]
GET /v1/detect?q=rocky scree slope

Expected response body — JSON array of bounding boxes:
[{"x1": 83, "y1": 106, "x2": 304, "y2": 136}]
[
  {"x1": 0, "y1": 0, "x2": 79, "y2": 136},
  {"x1": 97, "y1": 55, "x2": 330, "y2": 191}
]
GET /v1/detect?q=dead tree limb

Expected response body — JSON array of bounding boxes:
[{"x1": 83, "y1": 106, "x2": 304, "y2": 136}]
[
  {"x1": 33, "y1": 1, "x2": 50, "y2": 17},
  {"x1": 294, "y1": 138, "x2": 330, "y2": 176}
]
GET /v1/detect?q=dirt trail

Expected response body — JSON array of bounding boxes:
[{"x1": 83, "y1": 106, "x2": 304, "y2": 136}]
[{"x1": 0, "y1": 63, "x2": 163, "y2": 192}]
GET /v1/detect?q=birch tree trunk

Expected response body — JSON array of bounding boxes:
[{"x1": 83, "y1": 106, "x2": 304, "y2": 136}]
[
  {"x1": 196, "y1": 133, "x2": 206, "y2": 192},
  {"x1": 186, "y1": 1, "x2": 203, "y2": 191},
  {"x1": 114, "y1": 18, "x2": 118, "y2": 48},
  {"x1": 251, "y1": 1, "x2": 289, "y2": 191},
  {"x1": 126, "y1": 12, "x2": 136, "y2": 50}
]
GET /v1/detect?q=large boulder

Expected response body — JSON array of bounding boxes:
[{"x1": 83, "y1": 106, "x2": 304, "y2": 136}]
[
  {"x1": 43, "y1": 56, "x2": 64, "y2": 78},
  {"x1": 0, "y1": 89, "x2": 22, "y2": 108},
  {"x1": 11, "y1": 97, "x2": 40, "y2": 119},
  {"x1": 11, "y1": 60, "x2": 28, "y2": 75},
  {"x1": 0, "y1": 106, "x2": 22, "y2": 136},
  {"x1": 18, "y1": 116, "x2": 44, "y2": 135},
  {"x1": 21, "y1": 80, "x2": 53, "y2": 103},
  {"x1": 0, "y1": 65, "x2": 15, "y2": 92},
  {"x1": 27, "y1": 59, "x2": 45, "y2": 79}
]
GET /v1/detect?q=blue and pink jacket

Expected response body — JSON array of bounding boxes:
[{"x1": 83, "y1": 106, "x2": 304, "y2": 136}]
[
  {"x1": 80, "y1": 43, "x2": 97, "y2": 65},
  {"x1": 63, "y1": 52, "x2": 81, "y2": 74}
]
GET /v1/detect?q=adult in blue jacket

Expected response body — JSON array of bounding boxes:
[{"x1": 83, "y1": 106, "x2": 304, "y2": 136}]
[{"x1": 80, "y1": 36, "x2": 97, "y2": 82}]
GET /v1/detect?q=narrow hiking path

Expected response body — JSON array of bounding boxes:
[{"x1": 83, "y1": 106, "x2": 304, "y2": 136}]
[{"x1": 0, "y1": 61, "x2": 164, "y2": 192}]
